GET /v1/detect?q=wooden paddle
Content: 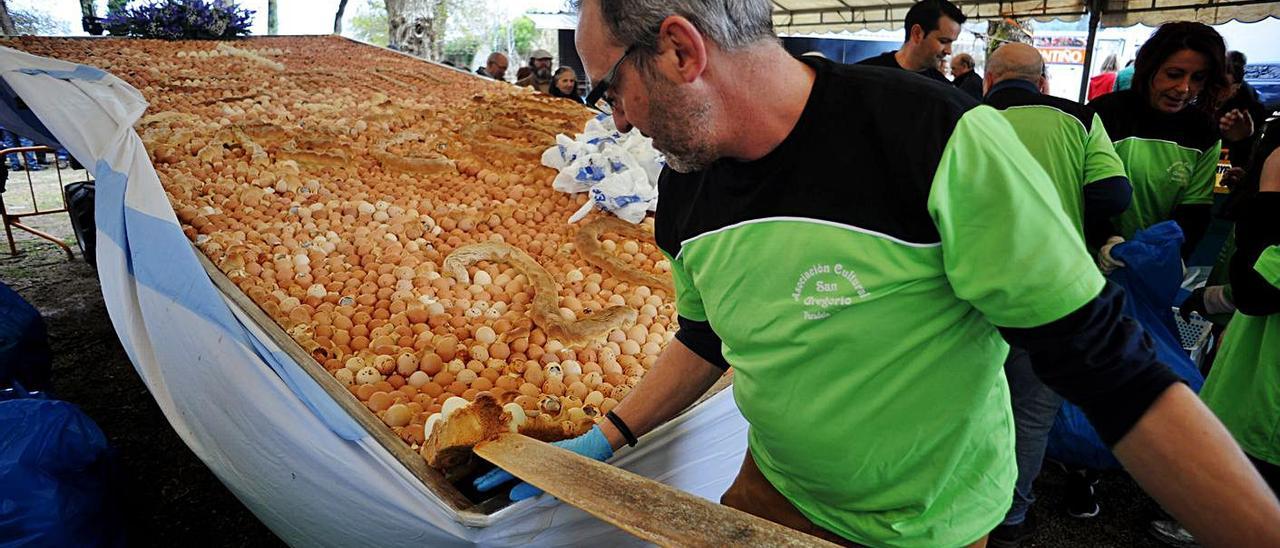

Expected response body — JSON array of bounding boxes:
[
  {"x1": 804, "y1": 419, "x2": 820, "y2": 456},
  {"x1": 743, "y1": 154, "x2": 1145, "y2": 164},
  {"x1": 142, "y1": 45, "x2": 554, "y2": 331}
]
[{"x1": 473, "y1": 433, "x2": 838, "y2": 547}]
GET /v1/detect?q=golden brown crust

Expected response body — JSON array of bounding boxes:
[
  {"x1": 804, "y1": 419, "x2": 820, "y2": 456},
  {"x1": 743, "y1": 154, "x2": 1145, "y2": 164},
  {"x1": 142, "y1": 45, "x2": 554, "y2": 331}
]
[
  {"x1": 444, "y1": 242, "x2": 637, "y2": 348},
  {"x1": 575, "y1": 216, "x2": 675, "y2": 295},
  {"x1": 420, "y1": 394, "x2": 595, "y2": 470},
  {"x1": 421, "y1": 394, "x2": 508, "y2": 469},
  {"x1": 10, "y1": 36, "x2": 663, "y2": 468}
]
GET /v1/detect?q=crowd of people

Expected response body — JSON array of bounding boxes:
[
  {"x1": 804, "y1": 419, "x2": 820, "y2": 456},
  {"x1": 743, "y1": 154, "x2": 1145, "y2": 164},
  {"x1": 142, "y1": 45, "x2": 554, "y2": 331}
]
[
  {"x1": 465, "y1": 0, "x2": 1280, "y2": 546},
  {"x1": 473, "y1": 48, "x2": 585, "y2": 104}
]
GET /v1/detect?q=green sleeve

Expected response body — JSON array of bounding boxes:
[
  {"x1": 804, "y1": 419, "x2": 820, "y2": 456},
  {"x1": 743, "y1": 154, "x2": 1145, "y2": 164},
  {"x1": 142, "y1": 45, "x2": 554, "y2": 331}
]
[
  {"x1": 661, "y1": 250, "x2": 708, "y2": 321},
  {"x1": 1182, "y1": 139, "x2": 1222, "y2": 206},
  {"x1": 1256, "y1": 246, "x2": 1280, "y2": 290},
  {"x1": 928, "y1": 106, "x2": 1106, "y2": 328},
  {"x1": 1083, "y1": 113, "x2": 1128, "y2": 185}
]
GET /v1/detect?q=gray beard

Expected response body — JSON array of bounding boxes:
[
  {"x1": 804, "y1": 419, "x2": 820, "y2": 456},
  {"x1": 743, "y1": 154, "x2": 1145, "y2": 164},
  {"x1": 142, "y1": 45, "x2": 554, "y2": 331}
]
[
  {"x1": 635, "y1": 66, "x2": 718, "y2": 173},
  {"x1": 648, "y1": 100, "x2": 716, "y2": 173},
  {"x1": 661, "y1": 148, "x2": 715, "y2": 173}
]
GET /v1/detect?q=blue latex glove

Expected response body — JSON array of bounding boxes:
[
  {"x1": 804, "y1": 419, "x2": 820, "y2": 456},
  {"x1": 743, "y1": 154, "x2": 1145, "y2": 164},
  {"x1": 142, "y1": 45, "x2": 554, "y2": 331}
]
[{"x1": 473, "y1": 425, "x2": 615, "y2": 501}]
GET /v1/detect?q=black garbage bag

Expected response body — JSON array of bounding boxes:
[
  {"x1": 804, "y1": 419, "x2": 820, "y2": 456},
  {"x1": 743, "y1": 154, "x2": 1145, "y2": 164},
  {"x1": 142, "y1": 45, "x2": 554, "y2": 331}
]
[
  {"x1": 64, "y1": 180, "x2": 96, "y2": 269},
  {"x1": 0, "y1": 280, "x2": 52, "y2": 391},
  {"x1": 0, "y1": 386, "x2": 124, "y2": 546}
]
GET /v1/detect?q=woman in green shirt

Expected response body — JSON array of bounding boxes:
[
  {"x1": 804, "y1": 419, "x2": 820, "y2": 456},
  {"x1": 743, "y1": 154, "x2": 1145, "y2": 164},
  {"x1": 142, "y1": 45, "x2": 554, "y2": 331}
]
[
  {"x1": 1200, "y1": 142, "x2": 1280, "y2": 492},
  {"x1": 1092, "y1": 22, "x2": 1234, "y2": 264}
]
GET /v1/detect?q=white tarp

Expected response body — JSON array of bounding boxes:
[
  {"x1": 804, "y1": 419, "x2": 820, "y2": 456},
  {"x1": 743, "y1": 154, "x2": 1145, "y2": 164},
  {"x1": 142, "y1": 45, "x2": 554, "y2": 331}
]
[{"x1": 0, "y1": 44, "x2": 750, "y2": 547}]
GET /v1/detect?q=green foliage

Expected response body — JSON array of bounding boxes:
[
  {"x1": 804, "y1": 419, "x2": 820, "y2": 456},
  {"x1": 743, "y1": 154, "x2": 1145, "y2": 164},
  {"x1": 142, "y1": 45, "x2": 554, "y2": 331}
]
[
  {"x1": 348, "y1": 0, "x2": 388, "y2": 46},
  {"x1": 346, "y1": 0, "x2": 543, "y2": 63},
  {"x1": 443, "y1": 34, "x2": 479, "y2": 66},
  {"x1": 490, "y1": 15, "x2": 541, "y2": 60},
  {"x1": 511, "y1": 16, "x2": 536, "y2": 57},
  {"x1": 107, "y1": 0, "x2": 130, "y2": 15}
]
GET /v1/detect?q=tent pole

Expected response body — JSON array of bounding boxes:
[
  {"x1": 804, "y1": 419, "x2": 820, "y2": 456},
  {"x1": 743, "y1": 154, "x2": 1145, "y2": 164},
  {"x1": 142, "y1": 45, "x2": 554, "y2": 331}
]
[{"x1": 1077, "y1": 0, "x2": 1103, "y2": 103}]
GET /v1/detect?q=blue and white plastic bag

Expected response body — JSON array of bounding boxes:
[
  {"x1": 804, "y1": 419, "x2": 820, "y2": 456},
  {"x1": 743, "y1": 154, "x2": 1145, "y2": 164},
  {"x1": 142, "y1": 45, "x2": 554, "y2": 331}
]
[{"x1": 542, "y1": 112, "x2": 665, "y2": 224}]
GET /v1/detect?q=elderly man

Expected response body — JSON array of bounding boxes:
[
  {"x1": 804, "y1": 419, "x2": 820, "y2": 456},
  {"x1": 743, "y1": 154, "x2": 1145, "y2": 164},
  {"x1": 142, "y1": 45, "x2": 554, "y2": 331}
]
[
  {"x1": 982, "y1": 42, "x2": 1133, "y2": 547},
  {"x1": 516, "y1": 49, "x2": 555, "y2": 94},
  {"x1": 951, "y1": 52, "x2": 983, "y2": 100},
  {"x1": 856, "y1": 0, "x2": 962, "y2": 83},
  {"x1": 476, "y1": 1, "x2": 1280, "y2": 546},
  {"x1": 475, "y1": 52, "x2": 508, "y2": 81}
]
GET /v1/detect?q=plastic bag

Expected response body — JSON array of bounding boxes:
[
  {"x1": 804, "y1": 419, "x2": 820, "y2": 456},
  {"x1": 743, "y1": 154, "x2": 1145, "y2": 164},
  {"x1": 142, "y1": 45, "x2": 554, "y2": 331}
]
[
  {"x1": 0, "y1": 386, "x2": 124, "y2": 547},
  {"x1": 542, "y1": 113, "x2": 665, "y2": 224},
  {"x1": 0, "y1": 280, "x2": 52, "y2": 391},
  {"x1": 1046, "y1": 221, "x2": 1206, "y2": 469}
]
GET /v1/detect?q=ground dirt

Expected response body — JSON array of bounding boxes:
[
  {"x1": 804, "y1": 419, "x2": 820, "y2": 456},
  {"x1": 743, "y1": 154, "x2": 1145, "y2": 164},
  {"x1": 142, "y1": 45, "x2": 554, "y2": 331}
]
[
  {"x1": 1, "y1": 166, "x2": 283, "y2": 547},
  {"x1": 1, "y1": 167, "x2": 1172, "y2": 547}
]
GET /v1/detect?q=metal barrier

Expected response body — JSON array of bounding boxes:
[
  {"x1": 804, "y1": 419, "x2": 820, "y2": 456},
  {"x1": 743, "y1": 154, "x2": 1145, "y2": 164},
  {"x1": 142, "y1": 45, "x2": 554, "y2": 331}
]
[{"x1": 0, "y1": 145, "x2": 86, "y2": 259}]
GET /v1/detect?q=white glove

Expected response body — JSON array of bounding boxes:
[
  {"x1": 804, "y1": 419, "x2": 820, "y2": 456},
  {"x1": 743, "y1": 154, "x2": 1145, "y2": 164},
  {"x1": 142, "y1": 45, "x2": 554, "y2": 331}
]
[{"x1": 1098, "y1": 236, "x2": 1127, "y2": 274}]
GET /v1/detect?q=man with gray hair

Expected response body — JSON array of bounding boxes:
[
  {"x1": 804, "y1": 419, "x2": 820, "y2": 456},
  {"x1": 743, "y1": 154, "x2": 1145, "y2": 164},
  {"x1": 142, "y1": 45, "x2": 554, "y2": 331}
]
[
  {"x1": 475, "y1": 1, "x2": 1280, "y2": 546},
  {"x1": 950, "y1": 52, "x2": 983, "y2": 100},
  {"x1": 475, "y1": 51, "x2": 509, "y2": 81},
  {"x1": 982, "y1": 41, "x2": 1134, "y2": 547}
]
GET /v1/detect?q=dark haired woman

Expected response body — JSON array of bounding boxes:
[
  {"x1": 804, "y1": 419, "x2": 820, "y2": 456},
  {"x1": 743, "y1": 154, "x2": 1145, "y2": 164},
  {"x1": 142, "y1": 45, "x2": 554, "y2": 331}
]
[
  {"x1": 1092, "y1": 22, "x2": 1248, "y2": 262},
  {"x1": 548, "y1": 66, "x2": 584, "y2": 104}
]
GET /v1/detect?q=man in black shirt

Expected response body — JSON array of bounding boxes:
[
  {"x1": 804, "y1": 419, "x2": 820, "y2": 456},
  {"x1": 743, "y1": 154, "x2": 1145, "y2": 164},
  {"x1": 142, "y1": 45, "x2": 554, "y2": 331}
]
[
  {"x1": 855, "y1": 0, "x2": 963, "y2": 83},
  {"x1": 475, "y1": 52, "x2": 509, "y2": 81},
  {"x1": 951, "y1": 52, "x2": 983, "y2": 100}
]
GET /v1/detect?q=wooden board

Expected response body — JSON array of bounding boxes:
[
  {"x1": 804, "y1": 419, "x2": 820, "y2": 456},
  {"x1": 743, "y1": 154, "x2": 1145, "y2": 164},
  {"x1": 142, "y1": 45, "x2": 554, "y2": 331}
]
[{"x1": 474, "y1": 433, "x2": 836, "y2": 547}]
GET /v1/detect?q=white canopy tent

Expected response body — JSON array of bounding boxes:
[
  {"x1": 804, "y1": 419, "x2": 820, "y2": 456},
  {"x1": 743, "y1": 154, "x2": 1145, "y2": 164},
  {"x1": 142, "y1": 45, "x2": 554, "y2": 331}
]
[
  {"x1": 770, "y1": 0, "x2": 1280, "y2": 34},
  {"x1": 770, "y1": 0, "x2": 1280, "y2": 100}
]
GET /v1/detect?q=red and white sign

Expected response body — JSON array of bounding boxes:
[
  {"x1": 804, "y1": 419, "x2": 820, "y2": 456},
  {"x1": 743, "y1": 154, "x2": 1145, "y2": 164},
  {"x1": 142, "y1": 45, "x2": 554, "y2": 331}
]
[{"x1": 1039, "y1": 47, "x2": 1086, "y2": 65}]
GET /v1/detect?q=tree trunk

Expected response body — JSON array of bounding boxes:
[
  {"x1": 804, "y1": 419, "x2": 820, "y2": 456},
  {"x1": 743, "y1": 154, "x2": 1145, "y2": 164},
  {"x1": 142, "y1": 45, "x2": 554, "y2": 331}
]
[
  {"x1": 386, "y1": 0, "x2": 407, "y2": 50},
  {"x1": 985, "y1": 18, "x2": 1033, "y2": 59},
  {"x1": 386, "y1": 0, "x2": 451, "y2": 60},
  {"x1": 333, "y1": 0, "x2": 350, "y2": 34},
  {"x1": 430, "y1": 0, "x2": 448, "y2": 61},
  {"x1": 0, "y1": 0, "x2": 16, "y2": 36},
  {"x1": 80, "y1": 0, "x2": 96, "y2": 18},
  {"x1": 268, "y1": 0, "x2": 278, "y2": 35}
]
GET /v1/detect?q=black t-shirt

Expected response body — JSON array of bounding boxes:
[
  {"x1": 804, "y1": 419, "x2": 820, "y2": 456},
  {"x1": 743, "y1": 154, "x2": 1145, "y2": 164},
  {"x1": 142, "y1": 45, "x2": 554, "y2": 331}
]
[
  {"x1": 1090, "y1": 89, "x2": 1219, "y2": 153},
  {"x1": 953, "y1": 70, "x2": 983, "y2": 101},
  {"x1": 1218, "y1": 83, "x2": 1269, "y2": 168},
  {"x1": 855, "y1": 50, "x2": 950, "y2": 83}
]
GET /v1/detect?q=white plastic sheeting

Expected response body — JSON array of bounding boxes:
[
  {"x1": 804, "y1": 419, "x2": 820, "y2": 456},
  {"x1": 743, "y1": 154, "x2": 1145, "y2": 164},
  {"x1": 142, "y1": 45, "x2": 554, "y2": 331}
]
[{"x1": 0, "y1": 44, "x2": 750, "y2": 547}]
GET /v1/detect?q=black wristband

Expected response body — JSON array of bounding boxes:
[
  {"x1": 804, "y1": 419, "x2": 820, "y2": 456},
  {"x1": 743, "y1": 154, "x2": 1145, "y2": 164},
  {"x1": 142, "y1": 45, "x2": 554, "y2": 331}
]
[{"x1": 605, "y1": 411, "x2": 638, "y2": 447}]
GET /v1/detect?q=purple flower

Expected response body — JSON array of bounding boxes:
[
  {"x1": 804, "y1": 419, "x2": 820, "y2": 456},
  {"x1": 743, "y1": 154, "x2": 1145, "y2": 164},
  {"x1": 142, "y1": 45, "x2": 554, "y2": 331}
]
[{"x1": 104, "y1": 0, "x2": 254, "y2": 39}]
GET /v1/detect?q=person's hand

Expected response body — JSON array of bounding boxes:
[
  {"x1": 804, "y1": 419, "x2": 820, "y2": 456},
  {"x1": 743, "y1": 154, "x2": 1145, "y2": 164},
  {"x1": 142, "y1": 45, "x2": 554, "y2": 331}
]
[
  {"x1": 1098, "y1": 236, "x2": 1127, "y2": 274},
  {"x1": 1180, "y1": 287, "x2": 1209, "y2": 321},
  {"x1": 1220, "y1": 167, "x2": 1245, "y2": 190},
  {"x1": 473, "y1": 425, "x2": 615, "y2": 501},
  {"x1": 1219, "y1": 109, "x2": 1254, "y2": 142}
]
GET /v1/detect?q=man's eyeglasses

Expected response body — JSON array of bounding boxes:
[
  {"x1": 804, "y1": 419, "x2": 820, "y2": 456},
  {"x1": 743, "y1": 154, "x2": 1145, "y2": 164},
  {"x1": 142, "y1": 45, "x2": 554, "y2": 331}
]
[{"x1": 586, "y1": 46, "x2": 636, "y2": 113}]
